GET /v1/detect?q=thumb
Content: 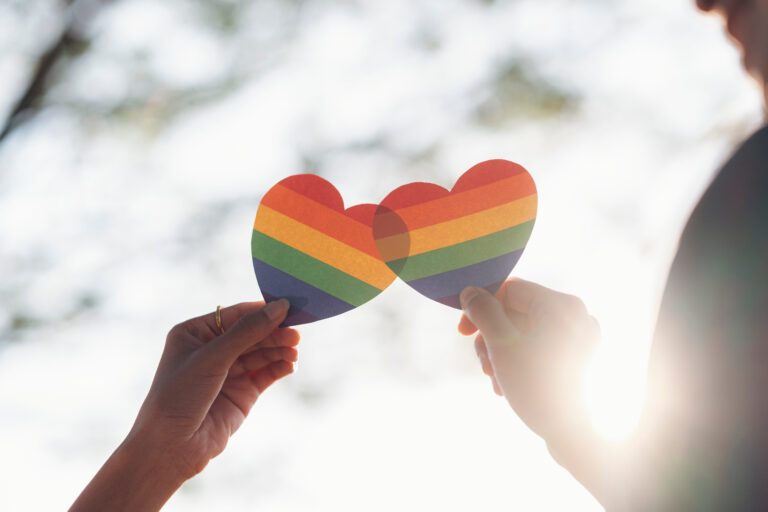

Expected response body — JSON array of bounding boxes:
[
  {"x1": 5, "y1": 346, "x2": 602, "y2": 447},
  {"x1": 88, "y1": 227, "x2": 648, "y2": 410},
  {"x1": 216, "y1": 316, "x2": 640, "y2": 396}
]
[
  {"x1": 460, "y1": 286, "x2": 520, "y2": 387},
  {"x1": 460, "y1": 287, "x2": 518, "y2": 345},
  {"x1": 199, "y1": 299, "x2": 290, "y2": 371}
]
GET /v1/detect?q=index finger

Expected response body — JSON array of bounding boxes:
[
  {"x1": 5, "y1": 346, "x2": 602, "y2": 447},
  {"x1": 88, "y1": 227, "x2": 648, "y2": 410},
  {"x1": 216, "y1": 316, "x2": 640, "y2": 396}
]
[
  {"x1": 185, "y1": 301, "x2": 267, "y2": 339},
  {"x1": 504, "y1": 277, "x2": 588, "y2": 324},
  {"x1": 212, "y1": 302, "x2": 267, "y2": 333},
  {"x1": 502, "y1": 277, "x2": 547, "y2": 313}
]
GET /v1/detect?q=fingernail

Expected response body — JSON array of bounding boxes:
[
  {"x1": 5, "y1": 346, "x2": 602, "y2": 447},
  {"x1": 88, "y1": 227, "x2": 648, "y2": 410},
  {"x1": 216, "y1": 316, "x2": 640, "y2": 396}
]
[
  {"x1": 264, "y1": 299, "x2": 290, "y2": 321},
  {"x1": 460, "y1": 287, "x2": 481, "y2": 309}
]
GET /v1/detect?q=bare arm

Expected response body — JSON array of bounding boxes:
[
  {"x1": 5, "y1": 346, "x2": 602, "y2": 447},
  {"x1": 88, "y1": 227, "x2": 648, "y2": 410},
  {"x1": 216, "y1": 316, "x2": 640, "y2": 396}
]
[
  {"x1": 458, "y1": 279, "x2": 628, "y2": 506},
  {"x1": 70, "y1": 300, "x2": 299, "y2": 511}
]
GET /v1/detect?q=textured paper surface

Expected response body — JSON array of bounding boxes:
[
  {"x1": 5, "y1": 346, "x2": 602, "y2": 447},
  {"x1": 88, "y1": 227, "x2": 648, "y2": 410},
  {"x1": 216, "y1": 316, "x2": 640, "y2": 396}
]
[
  {"x1": 252, "y1": 174, "x2": 396, "y2": 326},
  {"x1": 372, "y1": 160, "x2": 537, "y2": 309}
]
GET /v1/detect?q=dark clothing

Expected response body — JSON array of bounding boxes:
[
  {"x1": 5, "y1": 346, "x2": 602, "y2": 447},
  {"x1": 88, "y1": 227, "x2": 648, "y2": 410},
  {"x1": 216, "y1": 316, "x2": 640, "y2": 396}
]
[{"x1": 642, "y1": 125, "x2": 768, "y2": 510}]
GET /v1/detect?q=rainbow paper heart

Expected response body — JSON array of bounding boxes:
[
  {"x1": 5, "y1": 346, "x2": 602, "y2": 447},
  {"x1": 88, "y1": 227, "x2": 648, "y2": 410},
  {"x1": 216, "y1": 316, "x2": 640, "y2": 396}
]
[
  {"x1": 372, "y1": 160, "x2": 537, "y2": 308},
  {"x1": 252, "y1": 175, "x2": 396, "y2": 326}
]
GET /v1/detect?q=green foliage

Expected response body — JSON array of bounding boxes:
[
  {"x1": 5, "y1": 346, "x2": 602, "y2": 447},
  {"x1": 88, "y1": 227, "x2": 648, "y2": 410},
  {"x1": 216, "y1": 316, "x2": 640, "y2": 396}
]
[{"x1": 474, "y1": 59, "x2": 578, "y2": 127}]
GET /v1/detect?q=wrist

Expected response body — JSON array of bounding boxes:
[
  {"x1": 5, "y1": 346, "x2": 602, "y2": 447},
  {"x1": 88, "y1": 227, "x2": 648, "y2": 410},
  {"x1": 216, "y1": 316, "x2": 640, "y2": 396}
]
[
  {"x1": 70, "y1": 432, "x2": 188, "y2": 512},
  {"x1": 120, "y1": 432, "x2": 189, "y2": 488},
  {"x1": 544, "y1": 417, "x2": 618, "y2": 506}
]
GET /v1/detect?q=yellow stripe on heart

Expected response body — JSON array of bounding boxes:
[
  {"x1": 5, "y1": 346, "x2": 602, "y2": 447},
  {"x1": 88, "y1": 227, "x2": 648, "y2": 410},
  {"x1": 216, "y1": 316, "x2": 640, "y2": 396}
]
[
  {"x1": 374, "y1": 193, "x2": 537, "y2": 261},
  {"x1": 255, "y1": 204, "x2": 394, "y2": 290}
]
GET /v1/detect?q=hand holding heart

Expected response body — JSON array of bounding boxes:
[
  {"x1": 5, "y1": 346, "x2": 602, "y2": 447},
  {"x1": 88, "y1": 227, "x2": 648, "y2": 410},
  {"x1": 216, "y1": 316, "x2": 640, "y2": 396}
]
[
  {"x1": 252, "y1": 160, "x2": 537, "y2": 325},
  {"x1": 250, "y1": 173, "x2": 612, "y2": 502},
  {"x1": 459, "y1": 279, "x2": 608, "y2": 504},
  {"x1": 70, "y1": 301, "x2": 300, "y2": 511},
  {"x1": 73, "y1": 163, "x2": 610, "y2": 512}
]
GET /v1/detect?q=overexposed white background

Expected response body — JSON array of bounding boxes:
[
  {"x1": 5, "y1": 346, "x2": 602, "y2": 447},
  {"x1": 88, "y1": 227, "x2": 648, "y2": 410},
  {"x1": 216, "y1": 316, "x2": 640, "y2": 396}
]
[{"x1": 0, "y1": 0, "x2": 763, "y2": 510}]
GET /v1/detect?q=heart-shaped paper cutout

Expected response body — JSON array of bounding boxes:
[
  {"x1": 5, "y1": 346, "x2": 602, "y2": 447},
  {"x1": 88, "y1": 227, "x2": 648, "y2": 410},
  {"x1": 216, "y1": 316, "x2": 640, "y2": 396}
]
[
  {"x1": 372, "y1": 160, "x2": 537, "y2": 309},
  {"x1": 252, "y1": 174, "x2": 396, "y2": 326}
]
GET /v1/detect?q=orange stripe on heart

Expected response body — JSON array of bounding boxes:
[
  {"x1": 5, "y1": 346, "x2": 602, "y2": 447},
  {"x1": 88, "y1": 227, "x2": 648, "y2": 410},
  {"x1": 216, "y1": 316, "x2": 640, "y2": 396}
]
[{"x1": 372, "y1": 160, "x2": 537, "y2": 308}]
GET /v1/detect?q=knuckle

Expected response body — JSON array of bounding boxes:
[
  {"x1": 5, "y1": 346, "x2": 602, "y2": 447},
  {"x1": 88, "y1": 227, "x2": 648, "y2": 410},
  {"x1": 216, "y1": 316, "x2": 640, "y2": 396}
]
[
  {"x1": 242, "y1": 309, "x2": 271, "y2": 333},
  {"x1": 590, "y1": 315, "x2": 601, "y2": 333},
  {"x1": 166, "y1": 322, "x2": 187, "y2": 343},
  {"x1": 587, "y1": 315, "x2": 602, "y2": 342},
  {"x1": 466, "y1": 292, "x2": 496, "y2": 316},
  {"x1": 559, "y1": 294, "x2": 587, "y2": 315}
]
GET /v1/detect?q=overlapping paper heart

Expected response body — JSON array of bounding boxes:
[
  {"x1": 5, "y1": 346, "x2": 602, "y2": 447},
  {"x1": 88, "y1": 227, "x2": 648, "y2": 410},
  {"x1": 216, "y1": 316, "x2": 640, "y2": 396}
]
[
  {"x1": 251, "y1": 175, "x2": 397, "y2": 326},
  {"x1": 372, "y1": 160, "x2": 537, "y2": 308},
  {"x1": 252, "y1": 160, "x2": 537, "y2": 325}
]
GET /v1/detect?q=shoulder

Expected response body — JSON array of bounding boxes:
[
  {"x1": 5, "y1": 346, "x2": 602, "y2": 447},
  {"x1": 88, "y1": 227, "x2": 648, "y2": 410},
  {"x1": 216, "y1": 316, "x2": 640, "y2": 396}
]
[
  {"x1": 703, "y1": 123, "x2": 767, "y2": 197},
  {"x1": 726, "y1": 123, "x2": 768, "y2": 171},
  {"x1": 680, "y1": 124, "x2": 768, "y2": 254},
  {"x1": 655, "y1": 123, "x2": 768, "y2": 347},
  {"x1": 702, "y1": 124, "x2": 768, "y2": 208}
]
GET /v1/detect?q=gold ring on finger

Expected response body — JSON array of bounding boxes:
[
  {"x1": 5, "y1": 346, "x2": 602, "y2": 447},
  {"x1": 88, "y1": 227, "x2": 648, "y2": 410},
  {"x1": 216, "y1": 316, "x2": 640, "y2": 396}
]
[{"x1": 215, "y1": 305, "x2": 225, "y2": 334}]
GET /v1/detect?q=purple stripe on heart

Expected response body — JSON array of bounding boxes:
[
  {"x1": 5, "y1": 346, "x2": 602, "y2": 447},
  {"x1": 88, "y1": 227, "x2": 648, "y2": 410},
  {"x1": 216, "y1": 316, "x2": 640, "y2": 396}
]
[
  {"x1": 253, "y1": 259, "x2": 355, "y2": 326},
  {"x1": 405, "y1": 249, "x2": 523, "y2": 307}
]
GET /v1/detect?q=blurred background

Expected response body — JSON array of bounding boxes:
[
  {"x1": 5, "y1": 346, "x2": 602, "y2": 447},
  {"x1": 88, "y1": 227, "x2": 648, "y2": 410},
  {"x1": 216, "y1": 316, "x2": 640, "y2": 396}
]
[{"x1": 0, "y1": 0, "x2": 763, "y2": 510}]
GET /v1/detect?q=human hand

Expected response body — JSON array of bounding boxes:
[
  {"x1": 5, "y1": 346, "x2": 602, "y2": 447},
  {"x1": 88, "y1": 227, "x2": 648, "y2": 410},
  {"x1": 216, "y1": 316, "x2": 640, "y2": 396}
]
[
  {"x1": 70, "y1": 300, "x2": 299, "y2": 511},
  {"x1": 458, "y1": 279, "x2": 607, "y2": 497}
]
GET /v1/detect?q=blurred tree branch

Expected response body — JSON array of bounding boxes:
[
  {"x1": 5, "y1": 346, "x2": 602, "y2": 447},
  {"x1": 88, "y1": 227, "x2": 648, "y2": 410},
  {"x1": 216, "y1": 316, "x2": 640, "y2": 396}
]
[
  {"x1": 474, "y1": 59, "x2": 579, "y2": 127},
  {"x1": 0, "y1": 0, "x2": 307, "y2": 147},
  {"x1": 0, "y1": 0, "x2": 115, "y2": 145}
]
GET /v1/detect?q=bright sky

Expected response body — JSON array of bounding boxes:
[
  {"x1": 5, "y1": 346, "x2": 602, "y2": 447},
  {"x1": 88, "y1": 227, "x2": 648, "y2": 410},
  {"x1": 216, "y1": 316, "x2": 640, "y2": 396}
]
[{"x1": 0, "y1": 0, "x2": 763, "y2": 510}]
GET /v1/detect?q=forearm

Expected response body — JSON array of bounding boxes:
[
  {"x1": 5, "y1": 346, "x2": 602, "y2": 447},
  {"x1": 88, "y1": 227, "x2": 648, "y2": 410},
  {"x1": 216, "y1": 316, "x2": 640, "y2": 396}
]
[
  {"x1": 69, "y1": 434, "x2": 186, "y2": 512},
  {"x1": 544, "y1": 421, "x2": 633, "y2": 510}
]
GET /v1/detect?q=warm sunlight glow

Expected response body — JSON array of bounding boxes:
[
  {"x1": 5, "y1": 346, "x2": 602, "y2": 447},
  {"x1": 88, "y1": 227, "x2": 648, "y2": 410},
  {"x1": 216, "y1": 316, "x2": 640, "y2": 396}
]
[
  {"x1": 583, "y1": 341, "x2": 648, "y2": 441},
  {"x1": 579, "y1": 268, "x2": 658, "y2": 442}
]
